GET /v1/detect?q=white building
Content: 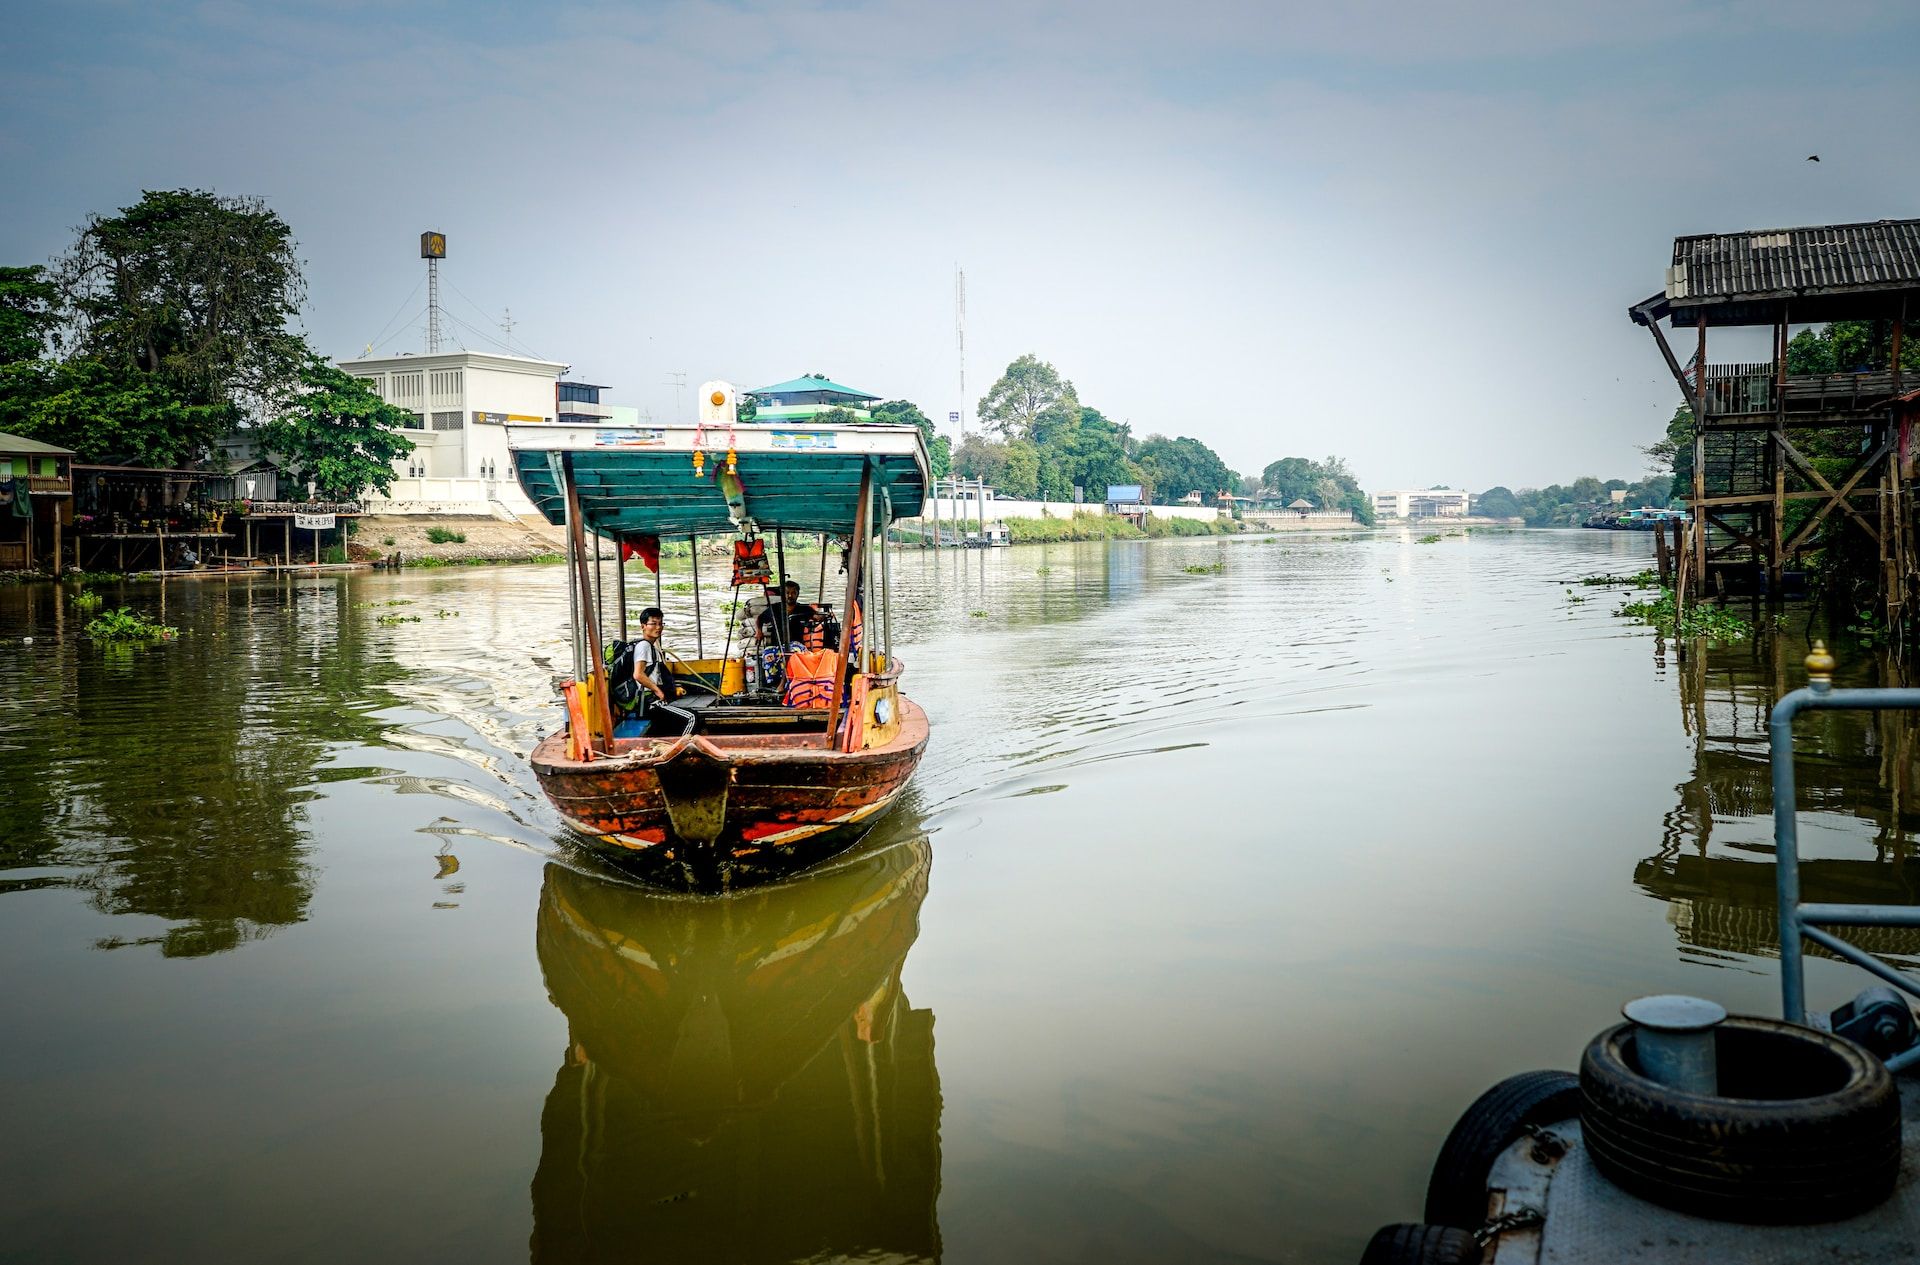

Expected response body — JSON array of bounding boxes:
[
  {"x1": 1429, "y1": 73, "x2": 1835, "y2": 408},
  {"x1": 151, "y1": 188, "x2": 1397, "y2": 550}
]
[
  {"x1": 338, "y1": 350, "x2": 571, "y2": 516},
  {"x1": 1373, "y1": 488, "x2": 1471, "y2": 519}
]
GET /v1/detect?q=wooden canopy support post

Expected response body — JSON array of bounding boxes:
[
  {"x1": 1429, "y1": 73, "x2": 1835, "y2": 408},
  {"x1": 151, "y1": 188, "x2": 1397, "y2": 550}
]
[
  {"x1": 823, "y1": 463, "x2": 873, "y2": 749},
  {"x1": 562, "y1": 455, "x2": 613, "y2": 755},
  {"x1": 616, "y1": 533, "x2": 628, "y2": 640},
  {"x1": 690, "y1": 534, "x2": 704, "y2": 657},
  {"x1": 1654, "y1": 519, "x2": 1671, "y2": 585}
]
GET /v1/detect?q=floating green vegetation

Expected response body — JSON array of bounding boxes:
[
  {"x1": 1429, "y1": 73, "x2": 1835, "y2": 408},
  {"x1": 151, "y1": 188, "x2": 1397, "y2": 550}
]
[
  {"x1": 1182, "y1": 561, "x2": 1225, "y2": 575},
  {"x1": 1034, "y1": 566, "x2": 1052, "y2": 575},
  {"x1": 433, "y1": 609, "x2": 459, "y2": 619},
  {"x1": 72, "y1": 589, "x2": 103, "y2": 611},
  {"x1": 1847, "y1": 614, "x2": 1891, "y2": 647},
  {"x1": 1565, "y1": 588, "x2": 1588, "y2": 604},
  {"x1": 1578, "y1": 569, "x2": 1659, "y2": 588},
  {"x1": 354, "y1": 599, "x2": 415, "y2": 609},
  {"x1": 376, "y1": 613, "x2": 422, "y2": 626},
  {"x1": 84, "y1": 607, "x2": 178, "y2": 643},
  {"x1": 969, "y1": 609, "x2": 989, "y2": 618},
  {"x1": 1616, "y1": 588, "x2": 1752, "y2": 641},
  {"x1": 63, "y1": 570, "x2": 120, "y2": 586},
  {"x1": 1416, "y1": 533, "x2": 1445, "y2": 544}
]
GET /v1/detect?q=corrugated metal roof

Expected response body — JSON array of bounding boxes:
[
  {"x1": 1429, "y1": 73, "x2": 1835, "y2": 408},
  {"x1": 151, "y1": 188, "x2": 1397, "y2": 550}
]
[
  {"x1": 1666, "y1": 218, "x2": 1920, "y2": 303},
  {"x1": 0, "y1": 430, "x2": 74, "y2": 457}
]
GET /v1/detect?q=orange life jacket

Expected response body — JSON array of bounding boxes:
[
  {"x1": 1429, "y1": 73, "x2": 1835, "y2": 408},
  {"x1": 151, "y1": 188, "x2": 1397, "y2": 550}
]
[
  {"x1": 731, "y1": 538, "x2": 770, "y2": 587},
  {"x1": 782, "y1": 648, "x2": 836, "y2": 709}
]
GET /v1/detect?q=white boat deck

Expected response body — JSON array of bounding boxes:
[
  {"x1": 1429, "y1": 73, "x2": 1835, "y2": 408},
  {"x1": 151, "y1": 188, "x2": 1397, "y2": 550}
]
[{"x1": 1485, "y1": 1079, "x2": 1920, "y2": 1263}]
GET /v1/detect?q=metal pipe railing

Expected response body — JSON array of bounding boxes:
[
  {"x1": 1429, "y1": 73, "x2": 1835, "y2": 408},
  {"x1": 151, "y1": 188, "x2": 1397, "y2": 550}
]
[{"x1": 1771, "y1": 642, "x2": 1920, "y2": 1069}]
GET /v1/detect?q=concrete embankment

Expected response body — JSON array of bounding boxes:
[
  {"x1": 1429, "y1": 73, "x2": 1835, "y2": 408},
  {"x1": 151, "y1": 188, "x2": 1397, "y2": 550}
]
[{"x1": 354, "y1": 515, "x2": 566, "y2": 564}]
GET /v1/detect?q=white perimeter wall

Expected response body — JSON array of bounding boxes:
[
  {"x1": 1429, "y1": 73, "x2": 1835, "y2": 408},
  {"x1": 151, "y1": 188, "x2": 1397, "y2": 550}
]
[{"x1": 907, "y1": 497, "x2": 1222, "y2": 525}]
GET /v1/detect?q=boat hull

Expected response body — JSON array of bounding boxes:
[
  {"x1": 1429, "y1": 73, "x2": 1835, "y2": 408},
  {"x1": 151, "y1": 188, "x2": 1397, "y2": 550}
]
[{"x1": 532, "y1": 697, "x2": 929, "y2": 891}]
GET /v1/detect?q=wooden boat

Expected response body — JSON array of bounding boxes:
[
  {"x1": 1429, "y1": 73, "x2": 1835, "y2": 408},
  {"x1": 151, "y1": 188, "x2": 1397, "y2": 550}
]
[{"x1": 508, "y1": 382, "x2": 931, "y2": 891}]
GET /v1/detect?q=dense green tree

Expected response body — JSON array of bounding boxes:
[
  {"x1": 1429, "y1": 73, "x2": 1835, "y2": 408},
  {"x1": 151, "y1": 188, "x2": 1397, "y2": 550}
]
[
  {"x1": 872, "y1": 398, "x2": 950, "y2": 478},
  {"x1": 56, "y1": 189, "x2": 305, "y2": 408},
  {"x1": 1136, "y1": 434, "x2": 1234, "y2": 503},
  {"x1": 256, "y1": 354, "x2": 416, "y2": 499},
  {"x1": 0, "y1": 266, "x2": 61, "y2": 365},
  {"x1": 1474, "y1": 485, "x2": 1523, "y2": 518},
  {"x1": 1786, "y1": 320, "x2": 1920, "y2": 376},
  {"x1": 952, "y1": 433, "x2": 1009, "y2": 486},
  {"x1": 0, "y1": 356, "x2": 233, "y2": 466},
  {"x1": 1002, "y1": 439, "x2": 1041, "y2": 498},
  {"x1": 977, "y1": 354, "x2": 1075, "y2": 440},
  {"x1": 1259, "y1": 454, "x2": 1374, "y2": 524}
]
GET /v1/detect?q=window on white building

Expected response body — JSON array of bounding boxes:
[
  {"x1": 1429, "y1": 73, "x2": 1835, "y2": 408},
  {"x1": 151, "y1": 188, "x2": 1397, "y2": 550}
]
[
  {"x1": 390, "y1": 371, "x2": 424, "y2": 405},
  {"x1": 431, "y1": 411, "x2": 462, "y2": 431},
  {"x1": 429, "y1": 369, "x2": 463, "y2": 404}
]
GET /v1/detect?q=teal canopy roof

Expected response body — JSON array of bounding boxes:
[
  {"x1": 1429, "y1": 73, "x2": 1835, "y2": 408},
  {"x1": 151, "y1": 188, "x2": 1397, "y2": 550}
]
[
  {"x1": 748, "y1": 374, "x2": 880, "y2": 401},
  {"x1": 508, "y1": 421, "x2": 926, "y2": 538}
]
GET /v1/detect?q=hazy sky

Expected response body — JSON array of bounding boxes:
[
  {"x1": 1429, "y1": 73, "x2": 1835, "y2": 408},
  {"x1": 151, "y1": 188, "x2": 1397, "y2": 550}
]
[{"x1": 3, "y1": 1, "x2": 1915, "y2": 490}]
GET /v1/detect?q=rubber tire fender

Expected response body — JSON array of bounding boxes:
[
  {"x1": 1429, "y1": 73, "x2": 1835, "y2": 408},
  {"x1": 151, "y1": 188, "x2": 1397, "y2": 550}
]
[
  {"x1": 1358, "y1": 1223, "x2": 1482, "y2": 1265},
  {"x1": 1579, "y1": 1016, "x2": 1899, "y2": 1225},
  {"x1": 1423, "y1": 1070, "x2": 1580, "y2": 1228}
]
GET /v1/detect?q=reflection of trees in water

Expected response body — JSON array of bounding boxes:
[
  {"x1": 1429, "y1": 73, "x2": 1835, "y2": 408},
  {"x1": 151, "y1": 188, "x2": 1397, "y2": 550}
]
[
  {"x1": 0, "y1": 577, "x2": 405, "y2": 956},
  {"x1": 531, "y1": 840, "x2": 940, "y2": 1264},
  {"x1": 1642, "y1": 626, "x2": 1920, "y2": 963}
]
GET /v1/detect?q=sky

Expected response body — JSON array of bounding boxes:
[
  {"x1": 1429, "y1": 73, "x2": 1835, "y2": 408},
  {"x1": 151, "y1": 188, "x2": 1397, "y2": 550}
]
[{"x1": 2, "y1": 0, "x2": 1916, "y2": 491}]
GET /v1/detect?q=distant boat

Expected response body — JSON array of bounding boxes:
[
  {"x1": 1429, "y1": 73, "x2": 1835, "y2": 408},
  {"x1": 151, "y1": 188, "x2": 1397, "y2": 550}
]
[{"x1": 507, "y1": 389, "x2": 931, "y2": 892}]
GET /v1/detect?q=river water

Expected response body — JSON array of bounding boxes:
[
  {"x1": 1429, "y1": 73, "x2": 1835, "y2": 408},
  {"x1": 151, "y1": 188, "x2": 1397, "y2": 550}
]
[{"x1": 3, "y1": 528, "x2": 1917, "y2": 1263}]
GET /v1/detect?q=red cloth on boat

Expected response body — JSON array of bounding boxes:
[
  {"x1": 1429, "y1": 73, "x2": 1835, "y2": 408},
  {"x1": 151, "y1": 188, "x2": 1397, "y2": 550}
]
[{"x1": 620, "y1": 534, "x2": 661, "y2": 573}]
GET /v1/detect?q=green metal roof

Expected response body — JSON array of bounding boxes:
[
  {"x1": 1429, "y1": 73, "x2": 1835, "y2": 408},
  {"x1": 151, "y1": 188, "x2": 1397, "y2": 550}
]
[
  {"x1": 0, "y1": 431, "x2": 74, "y2": 457},
  {"x1": 508, "y1": 422, "x2": 926, "y2": 538},
  {"x1": 748, "y1": 375, "x2": 880, "y2": 401}
]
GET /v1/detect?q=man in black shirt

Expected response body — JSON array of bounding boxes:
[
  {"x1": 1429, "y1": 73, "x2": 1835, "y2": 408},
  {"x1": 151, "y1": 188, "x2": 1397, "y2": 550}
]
[{"x1": 755, "y1": 579, "x2": 817, "y2": 649}]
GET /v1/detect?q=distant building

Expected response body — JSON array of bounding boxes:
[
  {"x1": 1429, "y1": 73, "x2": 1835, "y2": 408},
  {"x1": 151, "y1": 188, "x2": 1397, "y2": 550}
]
[
  {"x1": 1373, "y1": 488, "x2": 1471, "y2": 519},
  {"x1": 748, "y1": 374, "x2": 880, "y2": 422},
  {"x1": 337, "y1": 350, "x2": 571, "y2": 515},
  {"x1": 557, "y1": 381, "x2": 613, "y2": 425},
  {"x1": 0, "y1": 431, "x2": 74, "y2": 573},
  {"x1": 1179, "y1": 490, "x2": 1206, "y2": 506}
]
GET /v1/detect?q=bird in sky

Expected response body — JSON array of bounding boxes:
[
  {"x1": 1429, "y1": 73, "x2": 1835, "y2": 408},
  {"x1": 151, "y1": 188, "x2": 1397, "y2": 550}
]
[{"x1": 1807, "y1": 154, "x2": 1821, "y2": 162}]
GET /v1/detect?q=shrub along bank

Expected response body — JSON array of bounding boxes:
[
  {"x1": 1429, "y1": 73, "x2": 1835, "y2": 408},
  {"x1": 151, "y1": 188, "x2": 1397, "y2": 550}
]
[{"x1": 1004, "y1": 512, "x2": 1237, "y2": 543}]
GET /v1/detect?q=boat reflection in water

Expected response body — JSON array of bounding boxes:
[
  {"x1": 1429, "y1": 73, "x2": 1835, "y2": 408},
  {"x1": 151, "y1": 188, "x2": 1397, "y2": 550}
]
[
  {"x1": 1639, "y1": 628, "x2": 1920, "y2": 962},
  {"x1": 530, "y1": 837, "x2": 940, "y2": 1263}
]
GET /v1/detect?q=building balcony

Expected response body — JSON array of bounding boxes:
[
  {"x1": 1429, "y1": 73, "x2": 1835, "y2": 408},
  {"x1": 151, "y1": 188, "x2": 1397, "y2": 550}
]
[
  {"x1": 1700, "y1": 363, "x2": 1907, "y2": 422},
  {"x1": 557, "y1": 400, "x2": 614, "y2": 421}
]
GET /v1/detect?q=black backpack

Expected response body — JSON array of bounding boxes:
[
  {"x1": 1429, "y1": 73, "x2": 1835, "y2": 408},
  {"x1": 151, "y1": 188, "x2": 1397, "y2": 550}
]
[{"x1": 604, "y1": 640, "x2": 642, "y2": 713}]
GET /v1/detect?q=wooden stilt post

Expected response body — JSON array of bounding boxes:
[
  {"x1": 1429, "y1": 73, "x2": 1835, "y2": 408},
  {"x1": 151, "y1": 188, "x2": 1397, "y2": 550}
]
[
  {"x1": 823, "y1": 463, "x2": 873, "y2": 749},
  {"x1": 562, "y1": 455, "x2": 613, "y2": 754},
  {"x1": 1654, "y1": 518, "x2": 1671, "y2": 585},
  {"x1": 1692, "y1": 315, "x2": 1709, "y2": 596},
  {"x1": 51, "y1": 503, "x2": 61, "y2": 578}
]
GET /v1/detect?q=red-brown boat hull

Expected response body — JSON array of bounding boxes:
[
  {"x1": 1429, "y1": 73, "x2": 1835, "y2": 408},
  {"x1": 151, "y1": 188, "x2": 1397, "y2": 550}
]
[{"x1": 532, "y1": 697, "x2": 929, "y2": 891}]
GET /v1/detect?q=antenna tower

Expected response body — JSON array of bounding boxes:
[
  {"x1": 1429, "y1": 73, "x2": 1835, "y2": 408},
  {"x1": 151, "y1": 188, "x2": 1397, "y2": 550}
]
[
  {"x1": 955, "y1": 265, "x2": 967, "y2": 441},
  {"x1": 420, "y1": 231, "x2": 448, "y2": 353}
]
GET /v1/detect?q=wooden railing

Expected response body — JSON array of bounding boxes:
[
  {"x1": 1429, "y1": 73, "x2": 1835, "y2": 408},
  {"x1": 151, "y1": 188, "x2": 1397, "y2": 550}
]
[{"x1": 1700, "y1": 364, "x2": 1905, "y2": 418}]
